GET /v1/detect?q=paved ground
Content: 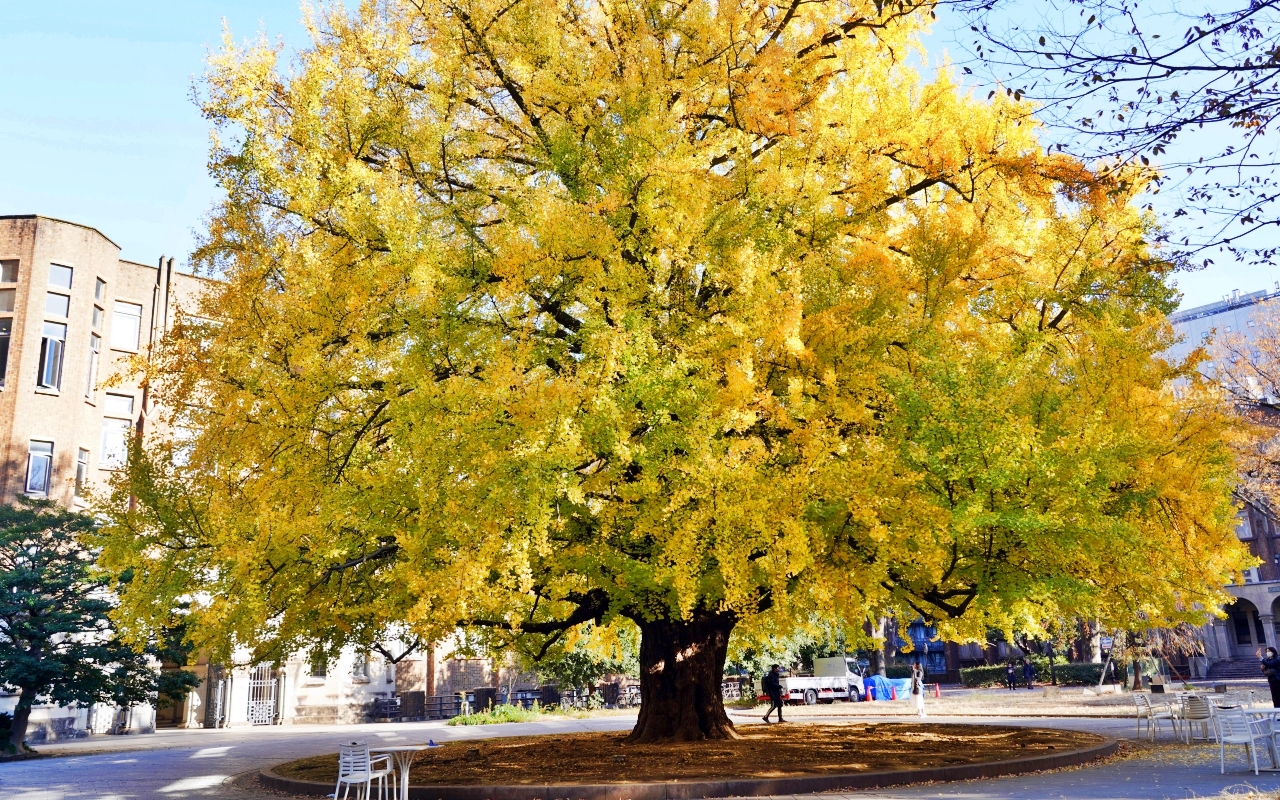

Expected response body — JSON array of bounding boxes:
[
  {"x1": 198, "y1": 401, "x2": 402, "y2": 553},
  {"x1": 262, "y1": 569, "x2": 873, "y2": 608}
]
[
  {"x1": 0, "y1": 716, "x2": 636, "y2": 800},
  {"x1": 4, "y1": 711, "x2": 1280, "y2": 800}
]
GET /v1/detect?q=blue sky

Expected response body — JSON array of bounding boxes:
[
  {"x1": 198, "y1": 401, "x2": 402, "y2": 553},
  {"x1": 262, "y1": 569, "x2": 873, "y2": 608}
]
[
  {"x1": 0, "y1": 2, "x2": 1270, "y2": 309},
  {"x1": 0, "y1": 2, "x2": 306, "y2": 265}
]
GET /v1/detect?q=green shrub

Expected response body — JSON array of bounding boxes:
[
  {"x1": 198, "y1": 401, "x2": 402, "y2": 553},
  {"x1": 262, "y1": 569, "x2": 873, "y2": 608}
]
[
  {"x1": 960, "y1": 659, "x2": 1112, "y2": 687},
  {"x1": 1048, "y1": 662, "x2": 1109, "y2": 685},
  {"x1": 960, "y1": 665, "x2": 1007, "y2": 687},
  {"x1": 447, "y1": 702, "x2": 544, "y2": 726},
  {"x1": 884, "y1": 666, "x2": 913, "y2": 679}
]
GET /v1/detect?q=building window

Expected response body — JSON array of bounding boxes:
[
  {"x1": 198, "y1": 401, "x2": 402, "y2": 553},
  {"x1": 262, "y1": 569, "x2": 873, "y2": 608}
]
[
  {"x1": 0, "y1": 260, "x2": 17, "y2": 282},
  {"x1": 48, "y1": 264, "x2": 72, "y2": 289},
  {"x1": 104, "y1": 393, "x2": 134, "y2": 417},
  {"x1": 353, "y1": 654, "x2": 370, "y2": 682},
  {"x1": 75, "y1": 449, "x2": 90, "y2": 496},
  {"x1": 101, "y1": 394, "x2": 135, "y2": 469},
  {"x1": 0, "y1": 289, "x2": 14, "y2": 313},
  {"x1": 309, "y1": 653, "x2": 328, "y2": 679},
  {"x1": 92, "y1": 306, "x2": 103, "y2": 329},
  {"x1": 45, "y1": 292, "x2": 70, "y2": 317},
  {"x1": 1237, "y1": 512, "x2": 1254, "y2": 540},
  {"x1": 85, "y1": 334, "x2": 100, "y2": 399},
  {"x1": 94, "y1": 277, "x2": 106, "y2": 300},
  {"x1": 1234, "y1": 612, "x2": 1254, "y2": 644},
  {"x1": 38, "y1": 322, "x2": 67, "y2": 390},
  {"x1": 100, "y1": 420, "x2": 131, "y2": 468},
  {"x1": 25, "y1": 441, "x2": 53, "y2": 494},
  {"x1": 0, "y1": 319, "x2": 11, "y2": 387},
  {"x1": 172, "y1": 426, "x2": 196, "y2": 467},
  {"x1": 110, "y1": 301, "x2": 143, "y2": 351}
]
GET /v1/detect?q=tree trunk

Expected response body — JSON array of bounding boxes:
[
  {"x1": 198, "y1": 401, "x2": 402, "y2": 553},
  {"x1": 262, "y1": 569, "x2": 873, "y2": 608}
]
[
  {"x1": 627, "y1": 611, "x2": 737, "y2": 743},
  {"x1": 8, "y1": 692, "x2": 33, "y2": 752},
  {"x1": 865, "y1": 618, "x2": 887, "y2": 677}
]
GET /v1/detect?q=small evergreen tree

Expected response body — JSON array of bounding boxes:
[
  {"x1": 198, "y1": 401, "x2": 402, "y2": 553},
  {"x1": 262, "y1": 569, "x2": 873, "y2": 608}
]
[{"x1": 0, "y1": 500, "x2": 156, "y2": 752}]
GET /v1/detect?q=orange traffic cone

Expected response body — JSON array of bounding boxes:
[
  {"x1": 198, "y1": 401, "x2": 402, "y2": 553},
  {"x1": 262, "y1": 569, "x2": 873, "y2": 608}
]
[
  {"x1": 934, "y1": 683, "x2": 941, "y2": 698},
  {"x1": 890, "y1": 686, "x2": 897, "y2": 700}
]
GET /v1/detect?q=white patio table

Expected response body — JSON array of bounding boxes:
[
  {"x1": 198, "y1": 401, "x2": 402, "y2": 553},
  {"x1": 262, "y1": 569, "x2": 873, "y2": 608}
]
[{"x1": 370, "y1": 744, "x2": 434, "y2": 800}]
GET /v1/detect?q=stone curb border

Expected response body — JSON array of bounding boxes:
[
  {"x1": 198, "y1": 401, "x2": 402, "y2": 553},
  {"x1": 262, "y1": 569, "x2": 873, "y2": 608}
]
[{"x1": 260, "y1": 736, "x2": 1117, "y2": 800}]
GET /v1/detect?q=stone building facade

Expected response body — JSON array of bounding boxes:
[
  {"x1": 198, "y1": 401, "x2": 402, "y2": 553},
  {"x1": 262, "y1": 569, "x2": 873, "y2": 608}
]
[
  {"x1": 0, "y1": 215, "x2": 208, "y2": 741},
  {"x1": 1168, "y1": 288, "x2": 1280, "y2": 679},
  {"x1": 0, "y1": 216, "x2": 535, "y2": 738},
  {"x1": 0, "y1": 215, "x2": 206, "y2": 506}
]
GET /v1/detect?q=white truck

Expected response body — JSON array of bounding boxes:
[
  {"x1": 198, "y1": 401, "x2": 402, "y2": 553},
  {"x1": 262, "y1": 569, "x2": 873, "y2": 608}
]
[{"x1": 759, "y1": 656, "x2": 866, "y2": 705}]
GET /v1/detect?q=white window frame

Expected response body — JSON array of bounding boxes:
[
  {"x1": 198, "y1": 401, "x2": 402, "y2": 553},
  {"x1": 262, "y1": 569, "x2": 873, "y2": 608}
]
[
  {"x1": 85, "y1": 334, "x2": 100, "y2": 399},
  {"x1": 110, "y1": 301, "x2": 143, "y2": 352},
  {"x1": 100, "y1": 394, "x2": 135, "y2": 470},
  {"x1": 38, "y1": 322, "x2": 67, "y2": 391},
  {"x1": 48, "y1": 264, "x2": 73, "y2": 290},
  {"x1": 75, "y1": 448, "x2": 90, "y2": 497},
  {"x1": 45, "y1": 292, "x2": 70, "y2": 318},
  {"x1": 352, "y1": 653, "x2": 370, "y2": 683},
  {"x1": 1237, "y1": 512, "x2": 1254, "y2": 540},
  {"x1": 25, "y1": 441, "x2": 53, "y2": 495}
]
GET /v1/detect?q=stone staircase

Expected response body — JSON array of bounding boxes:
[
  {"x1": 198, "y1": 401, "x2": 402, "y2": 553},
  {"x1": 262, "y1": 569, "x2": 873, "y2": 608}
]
[{"x1": 1206, "y1": 660, "x2": 1265, "y2": 680}]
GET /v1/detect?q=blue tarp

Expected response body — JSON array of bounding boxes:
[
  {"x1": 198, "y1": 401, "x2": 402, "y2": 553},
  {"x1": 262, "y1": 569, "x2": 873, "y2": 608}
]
[{"x1": 864, "y1": 675, "x2": 912, "y2": 700}]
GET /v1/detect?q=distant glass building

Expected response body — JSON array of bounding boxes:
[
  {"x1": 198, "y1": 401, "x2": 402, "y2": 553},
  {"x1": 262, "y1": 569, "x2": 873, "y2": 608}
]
[
  {"x1": 1167, "y1": 285, "x2": 1280, "y2": 678},
  {"x1": 1166, "y1": 285, "x2": 1280, "y2": 384}
]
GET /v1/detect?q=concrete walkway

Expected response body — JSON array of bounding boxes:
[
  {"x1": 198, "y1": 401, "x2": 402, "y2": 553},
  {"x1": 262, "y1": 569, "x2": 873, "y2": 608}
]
[
  {"x1": 3, "y1": 712, "x2": 1280, "y2": 800},
  {"x1": 0, "y1": 716, "x2": 637, "y2": 800}
]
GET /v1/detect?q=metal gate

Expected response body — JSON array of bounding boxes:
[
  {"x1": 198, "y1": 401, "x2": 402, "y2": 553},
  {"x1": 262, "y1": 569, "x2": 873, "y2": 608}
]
[{"x1": 247, "y1": 665, "x2": 277, "y2": 725}]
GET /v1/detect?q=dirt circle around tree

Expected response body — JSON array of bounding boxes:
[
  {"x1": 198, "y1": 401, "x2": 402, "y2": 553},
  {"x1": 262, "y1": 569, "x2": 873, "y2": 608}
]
[{"x1": 272, "y1": 723, "x2": 1107, "y2": 787}]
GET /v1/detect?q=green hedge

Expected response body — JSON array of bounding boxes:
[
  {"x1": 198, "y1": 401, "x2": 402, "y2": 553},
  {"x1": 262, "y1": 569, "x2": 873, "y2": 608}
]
[
  {"x1": 960, "y1": 665, "x2": 1007, "y2": 687},
  {"x1": 960, "y1": 659, "x2": 1111, "y2": 687},
  {"x1": 1051, "y1": 663, "x2": 1110, "y2": 685},
  {"x1": 885, "y1": 666, "x2": 913, "y2": 679}
]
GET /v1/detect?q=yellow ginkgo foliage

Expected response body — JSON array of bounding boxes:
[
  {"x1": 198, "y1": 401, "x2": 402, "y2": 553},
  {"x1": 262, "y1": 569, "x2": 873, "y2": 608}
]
[{"x1": 98, "y1": 0, "x2": 1249, "y2": 741}]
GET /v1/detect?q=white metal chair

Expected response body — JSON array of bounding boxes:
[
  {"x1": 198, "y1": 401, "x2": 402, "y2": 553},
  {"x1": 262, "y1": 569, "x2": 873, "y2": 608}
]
[
  {"x1": 1215, "y1": 709, "x2": 1273, "y2": 775},
  {"x1": 1180, "y1": 695, "x2": 1217, "y2": 743},
  {"x1": 334, "y1": 742, "x2": 395, "y2": 800},
  {"x1": 1135, "y1": 694, "x2": 1178, "y2": 741}
]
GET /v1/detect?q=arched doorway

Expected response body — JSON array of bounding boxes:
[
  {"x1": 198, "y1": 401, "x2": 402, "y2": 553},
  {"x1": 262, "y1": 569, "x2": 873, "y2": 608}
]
[{"x1": 1227, "y1": 599, "x2": 1267, "y2": 658}]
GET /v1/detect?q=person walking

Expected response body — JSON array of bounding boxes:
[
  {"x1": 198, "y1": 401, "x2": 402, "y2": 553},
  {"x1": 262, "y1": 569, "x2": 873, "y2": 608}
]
[
  {"x1": 1022, "y1": 658, "x2": 1037, "y2": 689},
  {"x1": 762, "y1": 665, "x2": 785, "y2": 723},
  {"x1": 910, "y1": 663, "x2": 927, "y2": 717},
  {"x1": 1005, "y1": 661, "x2": 1017, "y2": 691},
  {"x1": 1258, "y1": 647, "x2": 1280, "y2": 707}
]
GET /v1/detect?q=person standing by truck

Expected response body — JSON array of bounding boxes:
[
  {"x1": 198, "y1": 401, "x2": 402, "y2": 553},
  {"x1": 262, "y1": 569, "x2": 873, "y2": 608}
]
[{"x1": 762, "y1": 665, "x2": 785, "y2": 723}]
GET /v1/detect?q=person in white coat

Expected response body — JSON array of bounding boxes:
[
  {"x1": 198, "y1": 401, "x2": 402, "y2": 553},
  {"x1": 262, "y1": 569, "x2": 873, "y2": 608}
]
[{"x1": 911, "y1": 663, "x2": 927, "y2": 717}]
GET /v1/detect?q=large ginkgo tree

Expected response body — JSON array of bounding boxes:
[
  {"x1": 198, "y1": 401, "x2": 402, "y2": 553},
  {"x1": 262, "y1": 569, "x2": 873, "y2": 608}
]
[{"x1": 99, "y1": 0, "x2": 1250, "y2": 742}]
